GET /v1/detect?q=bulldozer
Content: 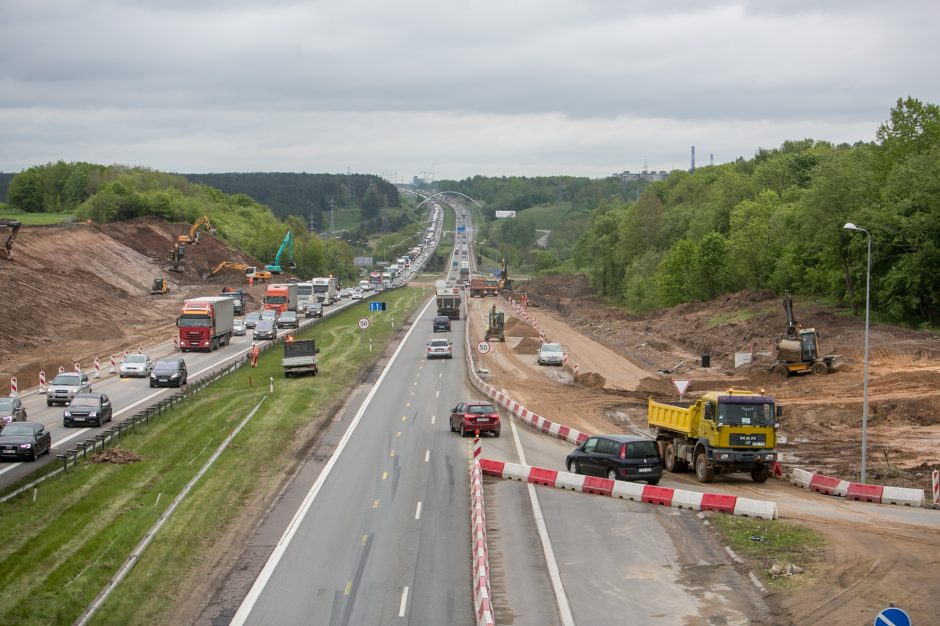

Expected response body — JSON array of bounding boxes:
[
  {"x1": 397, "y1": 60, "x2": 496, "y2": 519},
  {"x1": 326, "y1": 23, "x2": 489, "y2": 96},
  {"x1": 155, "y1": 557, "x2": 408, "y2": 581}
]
[
  {"x1": 485, "y1": 304, "x2": 505, "y2": 341},
  {"x1": 178, "y1": 215, "x2": 215, "y2": 245},
  {"x1": 1, "y1": 220, "x2": 22, "y2": 260},
  {"x1": 771, "y1": 291, "x2": 842, "y2": 377},
  {"x1": 150, "y1": 277, "x2": 169, "y2": 295}
]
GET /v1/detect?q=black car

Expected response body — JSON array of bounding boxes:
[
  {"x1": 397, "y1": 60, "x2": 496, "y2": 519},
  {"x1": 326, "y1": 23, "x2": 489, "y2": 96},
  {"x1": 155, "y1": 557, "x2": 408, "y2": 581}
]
[
  {"x1": 0, "y1": 396, "x2": 27, "y2": 426},
  {"x1": 432, "y1": 316, "x2": 451, "y2": 332},
  {"x1": 150, "y1": 357, "x2": 188, "y2": 388},
  {"x1": 63, "y1": 393, "x2": 113, "y2": 427},
  {"x1": 253, "y1": 319, "x2": 277, "y2": 340},
  {"x1": 566, "y1": 435, "x2": 662, "y2": 484},
  {"x1": 277, "y1": 310, "x2": 299, "y2": 329},
  {"x1": 0, "y1": 422, "x2": 51, "y2": 461}
]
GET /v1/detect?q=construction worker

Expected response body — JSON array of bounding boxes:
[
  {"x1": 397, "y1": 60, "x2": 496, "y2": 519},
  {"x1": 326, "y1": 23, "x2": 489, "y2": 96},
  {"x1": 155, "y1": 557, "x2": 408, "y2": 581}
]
[{"x1": 250, "y1": 342, "x2": 260, "y2": 367}]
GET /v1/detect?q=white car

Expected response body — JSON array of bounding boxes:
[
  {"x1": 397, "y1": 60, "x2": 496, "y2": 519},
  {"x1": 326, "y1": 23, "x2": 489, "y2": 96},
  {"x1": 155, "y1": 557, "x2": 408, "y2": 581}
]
[
  {"x1": 351, "y1": 291, "x2": 363, "y2": 300},
  {"x1": 427, "y1": 338, "x2": 453, "y2": 359},
  {"x1": 120, "y1": 353, "x2": 154, "y2": 378},
  {"x1": 537, "y1": 343, "x2": 565, "y2": 366}
]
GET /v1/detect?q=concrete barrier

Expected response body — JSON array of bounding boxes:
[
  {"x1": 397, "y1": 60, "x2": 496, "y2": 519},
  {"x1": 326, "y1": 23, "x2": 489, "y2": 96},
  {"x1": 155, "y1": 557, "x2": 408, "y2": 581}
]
[{"x1": 791, "y1": 467, "x2": 926, "y2": 507}]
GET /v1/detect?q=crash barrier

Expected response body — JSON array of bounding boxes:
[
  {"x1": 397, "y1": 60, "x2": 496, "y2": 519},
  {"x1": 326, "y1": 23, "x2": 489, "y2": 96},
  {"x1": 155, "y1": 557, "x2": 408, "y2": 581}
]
[
  {"x1": 789, "y1": 468, "x2": 926, "y2": 507},
  {"x1": 480, "y1": 459, "x2": 779, "y2": 520},
  {"x1": 8, "y1": 376, "x2": 16, "y2": 397},
  {"x1": 470, "y1": 461, "x2": 495, "y2": 626}
]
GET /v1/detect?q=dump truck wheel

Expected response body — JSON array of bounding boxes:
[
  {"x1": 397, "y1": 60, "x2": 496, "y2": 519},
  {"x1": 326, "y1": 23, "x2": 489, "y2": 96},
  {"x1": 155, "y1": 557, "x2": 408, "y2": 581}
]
[
  {"x1": 695, "y1": 451, "x2": 714, "y2": 483},
  {"x1": 751, "y1": 465, "x2": 770, "y2": 483},
  {"x1": 772, "y1": 365, "x2": 790, "y2": 378},
  {"x1": 811, "y1": 361, "x2": 828, "y2": 375},
  {"x1": 664, "y1": 443, "x2": 679, "y2": 472}
]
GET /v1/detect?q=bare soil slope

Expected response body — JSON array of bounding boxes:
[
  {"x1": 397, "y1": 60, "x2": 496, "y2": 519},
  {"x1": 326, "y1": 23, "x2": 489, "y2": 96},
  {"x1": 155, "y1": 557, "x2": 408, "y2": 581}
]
[{"x1": 0, "y1": 218, "x2": 278, "y2": 392}]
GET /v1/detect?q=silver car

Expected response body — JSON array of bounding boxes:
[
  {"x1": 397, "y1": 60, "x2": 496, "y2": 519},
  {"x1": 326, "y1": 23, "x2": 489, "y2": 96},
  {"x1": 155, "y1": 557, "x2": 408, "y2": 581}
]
[
  {"x1": 537, "y1": 343, "x2": 565, "y2": 366},
  {"x1": 119, "y1": 353, "x2": 153, "y2": 378},
  {"x1": 46, "y1": 372, "x2": 93, "y2": 406}
]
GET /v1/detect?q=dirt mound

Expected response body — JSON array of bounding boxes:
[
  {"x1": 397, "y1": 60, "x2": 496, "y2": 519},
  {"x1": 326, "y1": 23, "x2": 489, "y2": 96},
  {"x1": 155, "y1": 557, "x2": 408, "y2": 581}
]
[
  {"x1": 504, "y1": 318, "x2": 539, "y2": 338},
  {"x1": 91, "y1": 448, "x2": 144, "y2": 464},
  {"x1": 513, "y1": 337, "x2": 541, "y2": 355},
  {"x1": 575, "y1": 372, "x2": 606, "y2": 388}
]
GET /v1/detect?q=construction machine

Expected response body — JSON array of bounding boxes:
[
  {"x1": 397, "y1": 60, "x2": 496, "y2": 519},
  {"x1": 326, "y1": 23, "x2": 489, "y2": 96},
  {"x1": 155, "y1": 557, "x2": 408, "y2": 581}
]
[
  {"x1": 1, "y1": 220, "x2": 22, "y2": 260},
  {"x1": 178, "y1": 215, "x2": 215, "y2": 245},
  {"x1": 771, "y1": 291, "x2": 842, "y2": 377},
  {"x1": 485, "y1": 304, "x2": 505, "y2": 341},
  {"x1": 208, "y1": 261, "x2": 271, "y2": 283},
  {"x1": 265, "y1": 231, "x2": 296, "y2": 274},
  {"x1": 496, "y1": 258, "x2": 513, "y2": 291},
  {"x1": 150, "y1": 277, "x2": 169, "y2": 294},
  {"x1": 169, "y1": 242, "x2": 185, "y2": 272}
]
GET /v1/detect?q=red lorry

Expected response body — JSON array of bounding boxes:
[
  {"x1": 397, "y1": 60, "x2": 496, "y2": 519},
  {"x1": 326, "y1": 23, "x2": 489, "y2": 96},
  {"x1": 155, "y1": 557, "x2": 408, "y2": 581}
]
[{"x1": 178, "y1": 297, "x2": 235, "y2": 352}]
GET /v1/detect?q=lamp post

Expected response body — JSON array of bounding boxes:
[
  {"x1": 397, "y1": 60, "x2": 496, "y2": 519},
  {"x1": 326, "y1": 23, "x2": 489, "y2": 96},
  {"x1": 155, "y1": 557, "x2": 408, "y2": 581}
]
[{"x1": 843, "y1": 222, "x2": 871, "y2": 483}]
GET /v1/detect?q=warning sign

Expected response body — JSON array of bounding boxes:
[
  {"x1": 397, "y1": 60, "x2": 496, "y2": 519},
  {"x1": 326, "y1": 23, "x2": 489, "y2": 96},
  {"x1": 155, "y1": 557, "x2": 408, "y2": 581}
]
[{"x1": 672, "y1": 379, "x2": 692, "y2": 398}]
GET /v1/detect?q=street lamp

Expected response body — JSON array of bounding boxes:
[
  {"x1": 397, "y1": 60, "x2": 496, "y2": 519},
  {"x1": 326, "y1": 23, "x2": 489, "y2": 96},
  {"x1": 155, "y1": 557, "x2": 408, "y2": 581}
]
[{"x1": 843, "y1": 222, "x2": 871, "y2": 483}]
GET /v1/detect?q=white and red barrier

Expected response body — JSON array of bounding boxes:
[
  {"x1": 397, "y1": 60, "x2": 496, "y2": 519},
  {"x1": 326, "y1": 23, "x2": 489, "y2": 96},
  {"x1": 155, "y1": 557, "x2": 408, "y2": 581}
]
[
  {"x1": 58, "y1": 366, "x2": 65, "y2": 375},
  {"x1": 38, "y1": 370, "x2": 46, "y2": 392},
  {"x1": 470, "y1": 461, "x2": 495, "y2": 626},
  {"x1": 94, "y1": 357, "x2": 101, "y2": 379},
  {"x1": 479, "y1": 459, "x2": 778, "y2": 520},
  {"x1": 173, "y1": 336, "x2": 180, "y2": 351},
  {"x1": 74, "y1": 362, "x2": 81, "y2": 373},
  {"x1": 8, "y1": 377, "x2": 16, "y2": 397},
  {"x1": 110, "y1": 354, "x2": 117, "y2": 373},
  {"x1": 933, "y1": 469, "x2": 939, "y2": 506},
  {"x1": 789, "y1": 468, "x2": 925, "y2": 507}
]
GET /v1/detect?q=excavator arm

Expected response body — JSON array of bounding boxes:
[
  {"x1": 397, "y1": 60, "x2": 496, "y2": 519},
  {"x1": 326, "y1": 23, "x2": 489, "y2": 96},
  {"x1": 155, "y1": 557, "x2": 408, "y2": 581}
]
[
  {"x1": 1, "y1": 220, "x2": 22, "y2": 260},
  {"x1": 211, "y1": 261, "x2": 248, "y2": 275},
  {"x1": 178, "y1": 215, "x2": 214, "y2": 244},
  {"x1": 782, "y1": 291, "x2": 799, "y2": 340}
]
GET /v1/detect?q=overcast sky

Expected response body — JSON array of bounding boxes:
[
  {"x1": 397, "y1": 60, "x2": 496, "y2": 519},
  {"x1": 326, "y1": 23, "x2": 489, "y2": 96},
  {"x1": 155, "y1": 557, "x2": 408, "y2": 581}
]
[{"x1": 2, "y1": 1, "x2": 938, "y2": 181}]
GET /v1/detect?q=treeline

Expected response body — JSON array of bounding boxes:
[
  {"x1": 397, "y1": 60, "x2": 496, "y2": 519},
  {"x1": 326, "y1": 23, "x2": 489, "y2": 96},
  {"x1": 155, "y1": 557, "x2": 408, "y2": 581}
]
[
  {"x1": 3, "y1": 163, "x2": 359, "y2": 281},
  {"x1": 572, "y1": 98, "x2": 940, "y2": 326}
]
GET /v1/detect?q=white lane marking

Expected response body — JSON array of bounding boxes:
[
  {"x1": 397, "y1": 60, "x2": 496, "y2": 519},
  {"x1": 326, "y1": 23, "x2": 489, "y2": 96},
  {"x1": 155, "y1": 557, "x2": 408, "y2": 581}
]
[
  {"x1": 230, "y1": 295, "x2": 436, "y2": 625},
  {"x1": 415, "y1": 501, "x2": 422, "y2": 520},
  {"x1": 399, "y1": 586, "x2": 409, "y2": 617},
  {"x1": 435, "y1": 390, "x2": 439, "y2": 398},
  {"x1": 508, "y1": 412, "x2": 576, "y2": 626},
  {"x1": 430, "y1": 415, "x2": 435, "y2": 425},
  {"x1": 424, "y1": 450, "x2": 430, "y2": 463}
]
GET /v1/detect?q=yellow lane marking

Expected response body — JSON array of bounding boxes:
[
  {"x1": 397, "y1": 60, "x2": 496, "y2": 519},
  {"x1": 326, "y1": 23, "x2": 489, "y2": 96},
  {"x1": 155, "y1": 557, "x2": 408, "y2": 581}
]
[
  {"x1": 344, "y1": 581, "x2": 353, "y2": 595},
  {"x1": 361, "y1": 534, "x2": 368, "y2": 545},
  {"x1": 373, "y1": 499, "x2": 380, "y2": 509},
  {"x1": 396, "y1": 432, "x2": 401, "y2": 438},
  {"x1": 382, "y1": 471, "x2": 388, "y2": 480},
  {"x1": 390, "y1": 450, "x2": 396, "y2": 457}
]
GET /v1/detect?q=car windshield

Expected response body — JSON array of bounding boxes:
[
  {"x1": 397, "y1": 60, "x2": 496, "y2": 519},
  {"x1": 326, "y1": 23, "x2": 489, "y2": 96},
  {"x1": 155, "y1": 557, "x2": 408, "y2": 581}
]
[
  {"x1": 180, "y1": 315, "x2": 212, "y2": 327},
  {"x1": 281, "y1": 312, "x2": 296, "y2": 320},
  {"x1": 53, "y1": 374, "x2": 81, "y2": 385},
  {"x1": 154, "y1": 361, "x2": 179, "y2": 372},
  {"x1": 256, "y1": 321, "x2": 274, "y2": 330},
  {"x1": 466, "y1": 404, "x2": 496, "y2": 414},
  {"x1": 1, "y1": 423, "x2": 32, "y2": 436},
  {"x1": 261, "y1": 311, "x2": 277, "y2": 319},
  {"x1": 247, "y1": 313, "x2": 261, "y2": 320},
  {"x1": 125, "y1": 355, "x2": 147, "y2": 363},
  {"x1": 624, "y1": 441, "x2": 659, "y2": 459},
  {"x1": 541, "y1": 344, "x2": 563, "y2": 353},
  {"x1": 234, "y1": 320, "x2": 245, "y2": 327},
  {"x1": 0, "y1": 399, "x2": 14, "y2": 412},
  {"x1": 70, "y1": 396, "x2": 100, "y2": 407},
  {"x1": 430, "y1": 340, "x2": 449, "y2": 347},
  {"x1": 716, "y1": 401, "x2": 775, "y2": 426}
]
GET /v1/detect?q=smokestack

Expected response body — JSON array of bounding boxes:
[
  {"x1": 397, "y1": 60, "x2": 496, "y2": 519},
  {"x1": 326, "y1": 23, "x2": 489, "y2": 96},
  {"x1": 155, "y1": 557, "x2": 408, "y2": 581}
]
[
  {"x1": 691, "y1": 145, "x2": 696, "y2": 173},
  {"x1": 710, "y1": 153, "x2": 714, "y2": 167}
]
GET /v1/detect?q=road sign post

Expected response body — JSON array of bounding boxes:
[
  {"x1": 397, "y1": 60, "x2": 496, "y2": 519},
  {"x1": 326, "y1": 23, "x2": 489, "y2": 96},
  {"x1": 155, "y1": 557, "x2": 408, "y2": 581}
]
[
  {"x1": 477, "y1": 341, "x2": 490, "y2": 371},
  {"x1": 357, "y1": 317, "x2": 370, "y2": 331}
]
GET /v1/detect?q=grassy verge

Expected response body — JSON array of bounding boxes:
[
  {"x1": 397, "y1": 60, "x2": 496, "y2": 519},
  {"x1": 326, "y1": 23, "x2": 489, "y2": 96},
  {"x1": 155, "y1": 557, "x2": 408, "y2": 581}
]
[
  {"x1": 706, "y1": 514, "x2": 826, "y2": 590},
  {"x1": 0, "y1": 287, "x2": 427, "y2": 626},
  {"x1": 0, "y1": 209, "x2": 76, "y2": 225}
]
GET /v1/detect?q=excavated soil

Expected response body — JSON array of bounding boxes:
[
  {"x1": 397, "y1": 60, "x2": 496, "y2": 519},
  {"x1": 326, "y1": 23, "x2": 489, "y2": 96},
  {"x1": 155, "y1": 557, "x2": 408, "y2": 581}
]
[{"x1": 0, "y1": 218, "x2": 281, "y2": 390}]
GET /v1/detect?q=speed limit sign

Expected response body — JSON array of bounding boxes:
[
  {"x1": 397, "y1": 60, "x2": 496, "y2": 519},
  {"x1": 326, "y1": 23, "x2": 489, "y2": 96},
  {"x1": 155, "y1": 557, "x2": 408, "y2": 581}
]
[
  {"x1": 477, "y1": 341, "x2": 490, "y2": 354},
  {"x1": 358, "y1": 317, "x2": 371, "y2": 330}
]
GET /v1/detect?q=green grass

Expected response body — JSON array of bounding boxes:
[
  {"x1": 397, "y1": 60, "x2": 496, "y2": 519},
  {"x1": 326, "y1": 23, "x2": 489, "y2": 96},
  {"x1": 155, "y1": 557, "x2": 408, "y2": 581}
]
[
  {"x1": 0, "y1": 208, "x2": 76, "y2": 225},
  {"x1": 707, "y1": 514, "x2": 826, "y2": 590},
  {"x1": 707, "y1": 306, "x2": 774, "y2": 328},
  {"x1": 0, "y1": 288, "x2": 426, "y2": 626},
  {"x1": 516, "y1": 202, "x2": 572, "y2": 230}
]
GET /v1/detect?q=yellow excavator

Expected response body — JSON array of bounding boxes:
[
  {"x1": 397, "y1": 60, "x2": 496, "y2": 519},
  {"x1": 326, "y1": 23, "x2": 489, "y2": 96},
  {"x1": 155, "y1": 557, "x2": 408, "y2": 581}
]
[
  {"x1": 178, "y1": 215, "x2": 215, "y2": 245},
  {"x1": 208, "y1": 261, "x2": 272, "y2": 283},
  {"x1": 497, "y1": 258, "x2": 513, "y2": 291},
  {"x1": 1, "y1": 220, "x2": 22, "y2": 260}
]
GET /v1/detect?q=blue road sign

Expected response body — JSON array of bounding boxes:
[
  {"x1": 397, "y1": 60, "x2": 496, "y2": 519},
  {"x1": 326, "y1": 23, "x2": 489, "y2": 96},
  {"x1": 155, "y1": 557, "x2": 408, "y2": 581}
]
[
  {"x1": 875, "y1": 607, "x2": 911, "y2": 626},
  {"x1": 369, "y1": 302, "x2": 387, "y2": 312},
  {"x1": 457, "y1": 225, "x2": 466, "y2": 233}
]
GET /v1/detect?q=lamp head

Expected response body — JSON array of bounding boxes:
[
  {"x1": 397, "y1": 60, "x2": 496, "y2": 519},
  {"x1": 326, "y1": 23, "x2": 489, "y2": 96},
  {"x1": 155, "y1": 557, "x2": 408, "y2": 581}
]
[{"x1": 843, "y1": 222, "x2": 859, "y2": 231}]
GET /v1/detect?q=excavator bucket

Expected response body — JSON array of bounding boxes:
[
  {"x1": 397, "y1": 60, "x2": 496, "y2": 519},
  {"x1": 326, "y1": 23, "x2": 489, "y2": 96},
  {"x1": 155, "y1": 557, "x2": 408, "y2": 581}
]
[
  {"x1": 1, "y1": 220, "x2": 22, "y2": 260},
  {"x1": 287, "y1": 260, "x2": 297, "y2": 269}
]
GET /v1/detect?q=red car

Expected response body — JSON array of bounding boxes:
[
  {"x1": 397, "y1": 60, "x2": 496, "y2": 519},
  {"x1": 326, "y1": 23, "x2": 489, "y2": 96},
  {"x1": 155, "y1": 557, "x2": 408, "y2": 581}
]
[{"x1": 450, "y1": 401, "x2": 500, "y2": 437}]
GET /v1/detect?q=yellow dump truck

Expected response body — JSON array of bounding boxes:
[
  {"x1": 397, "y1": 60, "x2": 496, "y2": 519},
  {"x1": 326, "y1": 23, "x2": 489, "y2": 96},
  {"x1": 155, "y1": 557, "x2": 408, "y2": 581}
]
[{"x1": 648, "y1": 389, "x2": 781, "y2": 483}]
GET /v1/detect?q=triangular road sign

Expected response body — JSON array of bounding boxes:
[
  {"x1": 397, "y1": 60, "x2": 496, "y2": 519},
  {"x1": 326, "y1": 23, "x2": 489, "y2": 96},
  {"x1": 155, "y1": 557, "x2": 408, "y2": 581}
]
[{"x1": 672, "y1": 379, "x2": 692, "y2": 397}]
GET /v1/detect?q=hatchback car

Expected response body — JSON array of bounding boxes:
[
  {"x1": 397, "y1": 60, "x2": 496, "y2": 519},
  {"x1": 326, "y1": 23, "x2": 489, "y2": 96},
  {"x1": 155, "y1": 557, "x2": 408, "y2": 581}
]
[
  {"x1": 64, "y1": 393, "x2": 113, "y2": 427},
  {"x1": 46, "y1": 372, "x2": 93, "y2": 406},
  {"x1": 433, "y1": 316, "x2": 451, "y2": 332},
  {"x1": 449, "y1": 401, "x2": 500, "y2": 437},
  {"x1": 0, "y1": 422, "x2": 51, "y2": 461},
  {"x1": 150, "y1": 357, "x2": 188, "y2": 388},
  {"x1": 565, "y1": 435, "x2": 662, "y2": 484},
  {"x1": 0, "y1": 397, "x2": 27, "y2": 426},
  {"x1": 537, "y1": 342, "x2": 565, "y2": 366},
  {"x1": 351, "y1": 291, "x2": 363, "y2": 300},
  {"x1": 426, "y1": 338, "x2": 453, "y2": 359},
  {"x1": 233, "y1": 319, "x2": 247, "y2": 336},
  {"x1": 253, "y1": 319, "x2": 277, "y2": 341},
  {"x1": 245, "y1": 312, "x2": 262, "y2": 328},
  {"x1": 306, "y1": 302, "x2": 324, "y2": 318},
  {"x1": 119, "y1": 353, "x2": 153, "y2": 378},
  {"x1": 261, "y1": 310, "x2": 279, "y2": 323},
  {"x1": 277, "y1": 310, "x2": 300, "y2": 329}
]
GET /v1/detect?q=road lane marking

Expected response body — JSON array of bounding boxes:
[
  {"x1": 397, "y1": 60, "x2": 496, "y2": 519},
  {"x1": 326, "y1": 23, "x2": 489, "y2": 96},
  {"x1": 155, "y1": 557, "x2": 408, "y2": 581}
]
[
  {"x1": 360, "y1": 534, "x2": 368, "y2": 546},
  {"x1": 439, "y1": 372, "x2": 442, "y2": 378},
  {"x1": 395, "y1": 432, "x2": 401, "y2": 438},
  {"x1": 372, "y1": 499, "x2": 380, "y2": 509},
  {"x1": 401, "y1": 415, "x2": 407, "y2": 421},
  {"x1": 405, "y1": 402, "x2": 411, "y2": 407},
  {"x1": 399, "y1": 586, "x2": 409, "y2": 617},
  {"x1": 430, "y1": 415, "x2": 435, "y2": 424},
  {"x1": 424, "y1": 450, "x2": 430, "y2": 463},
  {"x1": 382, "y1": 472, "x2": 388, "y2": 480},
  {"x1": 435, "y1": 390, "x2": 439, "y2": 398},
  {"x1": 344, "y1": 580, "x2": 352, "y2": 595},
  {"x1": 415, "y1": 501, "x2": 422, "y2": 520},
  {"x1": 390, "y1": 449, "x2": 396, "y2": 457}
]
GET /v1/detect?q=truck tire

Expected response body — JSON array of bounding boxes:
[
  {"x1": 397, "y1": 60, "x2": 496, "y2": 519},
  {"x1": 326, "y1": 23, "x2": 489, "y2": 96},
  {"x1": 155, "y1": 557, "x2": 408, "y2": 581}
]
[
  {"x1": 663, "y1": 442, "x2": 679, "y2": 472},
  {"x1": 811, "y1": 361, "x2": 828, "y2": 375},
  {"x1": 751, "y1": 465, "x2": 771, "y2": 483},
  {"x1": 772, "y1": 365, "x2": 790, "y2": 378},
  {"x1": 695, "y1": 451, "x2": 714, "y2": 483}
]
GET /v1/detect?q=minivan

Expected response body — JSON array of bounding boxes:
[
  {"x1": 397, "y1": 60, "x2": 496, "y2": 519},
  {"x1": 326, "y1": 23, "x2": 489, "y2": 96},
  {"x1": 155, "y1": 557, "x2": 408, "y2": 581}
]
[{"x1": 565, "y1": 435, "x2": 662, "y2": 484}]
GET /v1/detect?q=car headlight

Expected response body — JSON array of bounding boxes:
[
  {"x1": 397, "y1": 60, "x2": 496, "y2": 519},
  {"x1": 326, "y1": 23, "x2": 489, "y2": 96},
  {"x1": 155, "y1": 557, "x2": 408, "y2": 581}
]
[
  {"x1": 170, "y1": 373, "x2": 180, "y2": 378},
  {"x1": 19, "y1": 443, "x2": 32, "y2": 449},
  {"x1": 64, "y1": 411, "x2": 71, "y2": 417},
  {"x1": 150, "y1": 373, "x2": 157, "y2": 379},
  {"x1": 89, "y1": 412, "x2": 97, "y2": 417}
]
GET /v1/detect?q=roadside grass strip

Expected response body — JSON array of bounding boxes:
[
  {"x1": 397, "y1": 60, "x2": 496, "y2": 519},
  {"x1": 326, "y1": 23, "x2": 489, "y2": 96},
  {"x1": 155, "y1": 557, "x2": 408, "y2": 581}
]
[{"x1": 0, "y1": 287, "x2": 424, "y2": 626}]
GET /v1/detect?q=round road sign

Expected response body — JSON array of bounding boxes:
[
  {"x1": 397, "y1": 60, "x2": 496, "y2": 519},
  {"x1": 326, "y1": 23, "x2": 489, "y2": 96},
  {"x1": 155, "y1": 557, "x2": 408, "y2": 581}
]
[
  {"x1": 358, "y1": 317, "x2": 371, "y2": 330},
  {"x1": 477, "y1": 341, "x2": 490, "y2": 354}
]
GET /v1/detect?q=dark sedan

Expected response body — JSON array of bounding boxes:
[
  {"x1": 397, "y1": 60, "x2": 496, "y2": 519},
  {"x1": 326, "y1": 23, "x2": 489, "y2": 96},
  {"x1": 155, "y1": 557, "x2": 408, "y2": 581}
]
[
  {"x1": 433, "y1": 316, "x2": 451, "y2": 332},
  {"x1": 0, "y1": 396, "x2": 27, "y2": 426},
  {"x1": 276, "y1": 310, "x2": 299, "y2": 329},
  {"x1": 245, "y1": 312, "x2": 262, "y2": 329},
  {"x1": 0, "y1": 422, "x2": 52, "y2": 461},
  {"x1": 64, "y1": 393, "x2": 113, "y2": 427},
  {"x1": 566, "y1": 434, "x2": 662, "y2": 484},
  {"x1": 253, "y1": 320, "x2": 277, "y2": 340}
]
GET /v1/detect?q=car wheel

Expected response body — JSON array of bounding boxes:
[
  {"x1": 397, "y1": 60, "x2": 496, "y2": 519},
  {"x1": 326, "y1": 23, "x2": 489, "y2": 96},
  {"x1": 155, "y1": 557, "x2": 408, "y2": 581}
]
[
  {"x1": 459, "y1": 424, "x2": 466, "y2": 437},
  {"x1": 494, "y1": 429, "x2": 500, "y2": 438},
  {"x1": 449, "y1": 419, "x2": 456, "y2": 433},
  {"x1": 95, "y1": 418, "x2": 101, "y2": 427},
  {"x1": 150, "y1": 382, "x2": 155, "y2": 388},
  {"x1": 607, "y1": 468, "x2": 618, "y2": 481},
  {"x1": 31, "y1": 448, "x2": 38, "y2": 462},
  {"x1": 695, "y1": 451, "x2": 715, "y2": 483},
  {"x1": 567, "y1": 459, "x2": 579, "y2": 474},
  {"x1": 47, "y1": 400, "x2": 53, "y2": 407},
  {"x1": 664, "y1": 443, "x2": 678, "y2": 472}
]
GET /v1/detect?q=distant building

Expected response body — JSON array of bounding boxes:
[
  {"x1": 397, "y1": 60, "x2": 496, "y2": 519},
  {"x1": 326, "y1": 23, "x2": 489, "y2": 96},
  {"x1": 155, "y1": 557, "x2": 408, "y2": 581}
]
[
  {"x1": 494, "y1": 210, "x2": 516, "y2": 219},
  {"x1": 615, "y1": 170, "x2": 669, "y2": 183}
]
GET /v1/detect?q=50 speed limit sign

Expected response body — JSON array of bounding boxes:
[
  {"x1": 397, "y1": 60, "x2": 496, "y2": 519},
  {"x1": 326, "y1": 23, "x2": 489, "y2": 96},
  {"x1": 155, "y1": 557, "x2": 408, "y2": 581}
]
[
  {"x1": 477, "y1": 341, "x2": 490, "y2": 354},
  {"x1": 358, "y1": 317, "x2": 371, "y2": 330}
]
